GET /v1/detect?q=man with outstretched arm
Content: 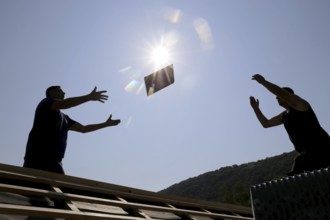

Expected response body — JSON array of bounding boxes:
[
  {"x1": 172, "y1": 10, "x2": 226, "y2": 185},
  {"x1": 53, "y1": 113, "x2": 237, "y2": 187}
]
[
  {"x1": 24, "y1": 86, "x2": 121, "y2": 174},
  {"x1": 250, "y1": 74, "x2": 330, "y2": 175}
]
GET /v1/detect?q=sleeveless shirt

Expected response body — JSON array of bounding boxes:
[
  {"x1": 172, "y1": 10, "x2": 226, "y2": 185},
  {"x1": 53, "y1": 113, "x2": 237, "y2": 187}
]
[{"x1": 282, "y1": 106, "x2": 330, "y2": 154}]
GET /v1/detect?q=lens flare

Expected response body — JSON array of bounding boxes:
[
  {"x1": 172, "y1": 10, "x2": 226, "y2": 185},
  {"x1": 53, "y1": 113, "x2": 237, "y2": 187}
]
[
  {"x1": 164, "y1": 7, "x2": 181, "y2": 24},
  {"x1": 136, "y1": 83, "x2": 145, "y2": 95},
  {"x1": 193, "y1": 18, "x2": 214, "y2": 50},
  {"x1": 125, "y1": 116, "x2": 133, "y2": 128},
  {"x1": 120, "y1": 67, "x2": 145, "y2": 95},
  {"x1": 124, "y1": 80, "x2": 138, "y2": 92}
]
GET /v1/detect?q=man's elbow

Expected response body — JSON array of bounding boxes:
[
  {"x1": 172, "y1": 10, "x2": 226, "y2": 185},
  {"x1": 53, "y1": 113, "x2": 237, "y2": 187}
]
[
  {"x1": 79, "y1": 127, "x2": 90, "y2": 133},
  {"x1": 261, "y1": 122, "x2": 271, "y2": 128}
]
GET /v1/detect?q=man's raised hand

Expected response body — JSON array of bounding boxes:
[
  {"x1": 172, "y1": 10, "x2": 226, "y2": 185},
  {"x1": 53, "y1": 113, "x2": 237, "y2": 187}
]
[
  {"x1": 252, "y1": 74, "x2": 266, "y2": 84},
  {"x1": 106, "y1": 114, "x2": 121, "y2": 126},
  {"x1": 250, "y1": 96, "x2": 259, "y2": 110},
  {"x1": 89, "y1": 86, "x2": 108, "y2": 103}
]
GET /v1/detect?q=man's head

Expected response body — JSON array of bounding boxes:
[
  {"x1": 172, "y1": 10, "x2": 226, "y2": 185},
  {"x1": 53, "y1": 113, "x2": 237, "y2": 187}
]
[
  {"x1": 46, "y1": 86, "x2": 65, "y2": 100},
  {"x1": 276, "y1": 87, "x2": 294, "y2": 109}
]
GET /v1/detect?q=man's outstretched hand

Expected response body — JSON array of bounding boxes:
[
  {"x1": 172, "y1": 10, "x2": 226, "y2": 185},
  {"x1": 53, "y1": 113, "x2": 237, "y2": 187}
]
[
  {"x1": 89, "y1": 86, "x2": 108, "y2": 103},
  {"x1": 249, "y1": 96, "x2": 259, "y2": 110},
  {"x1": 252, "y1": 74, "x2": 266, "y2": 84},
  {"x1": 105, "y1": 115, "x2": 121, "y2": 126}
]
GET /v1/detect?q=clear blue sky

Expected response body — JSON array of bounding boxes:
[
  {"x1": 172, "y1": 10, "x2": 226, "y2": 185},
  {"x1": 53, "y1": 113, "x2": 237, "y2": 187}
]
[{"x1": 1, "y1": 0, "x2": 330, "y2": 192}]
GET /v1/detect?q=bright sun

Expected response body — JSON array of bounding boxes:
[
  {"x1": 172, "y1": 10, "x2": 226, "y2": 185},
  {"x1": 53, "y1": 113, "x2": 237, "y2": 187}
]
[
  {"x1": 150, "y1": 45, "x2": 171, "y2": 68},
  {"x1": 145, "y1": 32, "x2": 179, "y2": 69}
]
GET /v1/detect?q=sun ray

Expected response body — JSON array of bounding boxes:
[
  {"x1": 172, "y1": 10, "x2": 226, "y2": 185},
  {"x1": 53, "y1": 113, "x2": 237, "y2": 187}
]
[
  {"x1": 147, "y1": 33, "x2": 178, "y2": 70},
  {"x1": 150, "y1": 45, "x2": 171, "y2": 67}
]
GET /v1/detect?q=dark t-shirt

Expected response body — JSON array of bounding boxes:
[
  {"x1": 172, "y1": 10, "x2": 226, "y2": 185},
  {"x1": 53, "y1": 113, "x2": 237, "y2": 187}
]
[
  {"x1": 25, "y1": 98, "x2": 76, "y2": 161},
  {"x1": 282, "y1": 106, "x2": 330, "y2": 154}
]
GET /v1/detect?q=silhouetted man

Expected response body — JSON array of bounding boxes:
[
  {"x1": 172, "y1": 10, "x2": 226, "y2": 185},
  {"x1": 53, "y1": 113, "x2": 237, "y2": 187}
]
[
  {"x1": 250, "y1": 74, "x2": 330, "y2": 175},
  {"x1": 24, "y1": 86, "x2": 121, "y2": 174}
]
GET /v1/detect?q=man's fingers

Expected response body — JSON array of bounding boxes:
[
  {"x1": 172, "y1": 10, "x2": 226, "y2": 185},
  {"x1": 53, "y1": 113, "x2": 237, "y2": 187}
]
[
  {"x1": 106, "y1": 114, "x2": 121, "y2": 126},
  {"x1": 112, "y1": 119, "x2": 121, "y2": 125},
  {"x1": 95, "y1": 91, "x2": 108, "y2": 102},
  {"x1": 99, "y1": 94, "x2": 108, "y2": 99}
]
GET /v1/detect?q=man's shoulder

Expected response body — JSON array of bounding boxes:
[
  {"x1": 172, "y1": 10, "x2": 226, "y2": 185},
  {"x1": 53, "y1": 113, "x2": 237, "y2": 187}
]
[
  {"x1": 41, "y1": 97, "x2": 56, "y2": 104},
  {"x1": 37, "y1": 97, "x2": 56, "y2": 110}
]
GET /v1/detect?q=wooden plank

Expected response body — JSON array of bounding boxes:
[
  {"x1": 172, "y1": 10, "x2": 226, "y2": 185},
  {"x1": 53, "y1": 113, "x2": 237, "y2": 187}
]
[
  {"x1": 51, "y1": 186, "x2": 80, "y2": 212},
  {"x1": 0, "y1": 163, "x2": 252, "y2": 215},
  {"x1": 0, "y1": 183, "x2": 254, "y2": 220},
  {"x1": 0, "y1": 203, "x2": 144, "y2": 220},
  {"x1": 0, "y1": 169, "x2": 252, "y2": 218},
  {"x1": 116, "y1": 196, "x2": 152, "y2": 219},
  {"x1": 164, "y1": 203, "x2": 195, "y2": 220},
  {"x1": 0, "y1": 163, "x2": 253, "y2": 219},
  {"x1": 73, "y1": 201, "x2": 128, "y2": 215}
]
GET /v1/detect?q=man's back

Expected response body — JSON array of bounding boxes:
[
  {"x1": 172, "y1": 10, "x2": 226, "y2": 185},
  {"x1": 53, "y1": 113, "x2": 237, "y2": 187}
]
[{"x1": 25, "y1": 97, "x2": 75, "y2": 161}]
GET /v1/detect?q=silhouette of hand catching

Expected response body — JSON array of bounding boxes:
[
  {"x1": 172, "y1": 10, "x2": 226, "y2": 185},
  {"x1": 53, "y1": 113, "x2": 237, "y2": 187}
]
[
  {"x1": 106, "y1": 115, "x2": 121, "y2": 126},
  {"x1": 250, "y1": 96, "x2": 259, "y2": 110},
  {"x1": 89, "y1": 86, "x2": 108, "y2": 103},
  {"x1": 252, "y1": 74, "x2": 266, "y2": 84}
]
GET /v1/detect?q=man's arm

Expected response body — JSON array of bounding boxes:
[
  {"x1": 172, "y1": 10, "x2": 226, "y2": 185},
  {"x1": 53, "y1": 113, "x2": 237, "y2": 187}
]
[
  {"x1": 52, "y1": 87, "x2": 108, "y2": 110},
  {"x1": 252, "y1": 74, "x2": 309, "y2": 111},
  {"x1": 69, "y1": 115, "x2": 121, "y2": 133},
  {"x1": 250, "y1": 96, "x2": 283, "y2": 128}
]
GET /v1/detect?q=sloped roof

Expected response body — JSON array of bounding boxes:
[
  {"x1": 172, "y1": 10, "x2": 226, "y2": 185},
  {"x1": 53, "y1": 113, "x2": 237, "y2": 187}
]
[{"x1": 0, "y1": 163, "x2": 253, "y2": 220}]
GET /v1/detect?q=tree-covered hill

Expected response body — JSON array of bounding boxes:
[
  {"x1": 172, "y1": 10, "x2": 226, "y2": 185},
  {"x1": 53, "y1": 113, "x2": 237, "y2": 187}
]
[{"x1": 160, "y1": 151, "x2": 298, "y2": 207}]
